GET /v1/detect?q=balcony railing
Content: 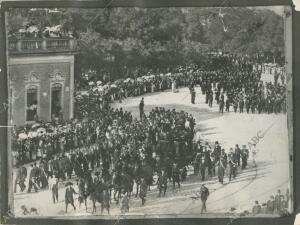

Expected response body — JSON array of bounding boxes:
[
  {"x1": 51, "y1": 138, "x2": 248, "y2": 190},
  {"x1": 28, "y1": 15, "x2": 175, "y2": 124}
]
[{"x1": 8, "y1": 37, "x2": 76, "y2": 53}]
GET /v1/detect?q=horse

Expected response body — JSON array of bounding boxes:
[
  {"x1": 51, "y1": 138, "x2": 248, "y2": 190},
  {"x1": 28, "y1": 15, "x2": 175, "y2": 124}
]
[
  {"x1": 112, "y1": 172, "x2": 122, "y2": 204},
  {"x1": 90, "y1": 183, "x2": 110, "y2": 214},
  {"x1": 78, "y1": 178, "x2": 92, "y2": 211}
]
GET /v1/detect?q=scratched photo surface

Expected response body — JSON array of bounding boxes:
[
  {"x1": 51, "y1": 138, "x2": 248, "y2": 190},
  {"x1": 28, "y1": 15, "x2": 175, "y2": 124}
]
[{"x1": 6, "y1": 6, "x2": 292, "y2": 217}]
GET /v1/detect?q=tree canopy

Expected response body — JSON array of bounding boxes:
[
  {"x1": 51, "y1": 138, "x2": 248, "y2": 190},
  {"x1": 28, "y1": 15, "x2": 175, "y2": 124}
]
[{"x1": 6, "y1": 7, "x2": 284, "y2": 80}]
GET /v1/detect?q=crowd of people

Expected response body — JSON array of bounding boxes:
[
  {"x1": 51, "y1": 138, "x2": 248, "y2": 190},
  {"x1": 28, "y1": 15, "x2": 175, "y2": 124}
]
[
  {"x1": 74, "y1": 55, "x2": 286, "y2": 120},
  {"x1": 13, "y1": 54, "x2": 287, "y2": 215},
  {"x1": 13, "y1": 100, "x2": 197, "y2": 212},
  {"x1": 190, "y1": 56, "x2": 286, "y2": 114},
  {"x1": 252, "y1": 189, "x2": 290, "y2": 216}
]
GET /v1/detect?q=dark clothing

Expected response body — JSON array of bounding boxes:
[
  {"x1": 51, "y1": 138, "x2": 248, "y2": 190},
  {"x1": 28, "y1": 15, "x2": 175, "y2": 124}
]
[
  {"x1": 139, "y1": 100, "x2": 144, "y2": 120},
  {"x1": 65, "y1": 187, "x2": 77, "y2": 204},
  {"x1": 139, "y1": 180, "x2": 147, "y2": 205},
  {"x1": 172, "y1": 166, "x2": 181, "y2": 189},
  {"x1": 157, "y1": 173, "x2": 168, "y2": 197},
  {"x1": 199, "y1": 186, "x2": 209, "y2": 213}
]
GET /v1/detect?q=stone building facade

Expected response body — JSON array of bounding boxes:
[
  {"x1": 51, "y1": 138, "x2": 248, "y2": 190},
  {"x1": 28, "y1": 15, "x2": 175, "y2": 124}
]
[{"x1": 7, "y1": 38, "x2": 77, "y2": 126}]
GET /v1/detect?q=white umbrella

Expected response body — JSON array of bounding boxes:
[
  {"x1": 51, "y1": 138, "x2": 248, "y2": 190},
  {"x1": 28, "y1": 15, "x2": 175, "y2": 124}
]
[
  {"x1": 31, "y1": 123, "x2": 41, "y2": 129},
  {"x1": 18, "y1": 133, "x2": 28, "y2": 140},
  {"x1": 88, "y1": 81, "x2": 95, "y2": 86},
  {"x1": 111, "y1": 84, "x2": 117, "y2": 88},
  {"x1": 97, "y1": 86, "x2": 104, "y2": 92},
  {"x1": 51, "y1": 25, "x2": 62, "y2": 32},
  {"x1": 18, "y1": 28, "x2": 27, "y2": 33},
  {"x1": 37, "y1": 127, "x2": 46, "y2": 136},
  {"x1": 31, "y1": 132, "x2": 38, "y2": 138},
  {"x1": 80, "y1": 91, "x2": 89, "y2": 96},
  {"x1": 27, "y1": 26, "x2": 39, "y2": 33},
  {"x1": 124, "y1": 78, "x2": 131, "y2": 82},
  {"x1": 96, "y1": 81, "x2": 102, "y2": 86},
  {"x1": 92, "y1": 87, "x2": 99, "y2": 92}
]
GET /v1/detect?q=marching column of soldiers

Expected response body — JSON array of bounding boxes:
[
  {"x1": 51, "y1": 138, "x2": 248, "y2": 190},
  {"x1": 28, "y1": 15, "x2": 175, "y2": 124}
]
[
  {"x1": 193, "y1": 141, "x2": 250, "y2": 184},
  {"x1": 185, "y1": 55, "x2": 286, "y2": 114}
]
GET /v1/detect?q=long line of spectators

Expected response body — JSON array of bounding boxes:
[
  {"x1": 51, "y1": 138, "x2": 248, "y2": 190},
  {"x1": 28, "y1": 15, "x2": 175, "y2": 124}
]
[{"x1": 75, "y1": 55, "x2": 286, "y2": 119}]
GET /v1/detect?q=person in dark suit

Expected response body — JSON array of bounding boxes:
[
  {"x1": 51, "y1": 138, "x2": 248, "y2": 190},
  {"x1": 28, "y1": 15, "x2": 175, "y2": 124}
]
[
  {"x1": 14, "y1": 164, "x2": 27, "y2": 193},
  {"x1": 241, "y1": 145, "x2": 249, "y2": 169},
  {"x1": 27, "y1": 164, "x2": 39, "y2": 193},
  {"x1": 65, "y1": 182, "x2": 77, "y2": 213},
  {"x1": 190, "y1": 87, "x2": 196, "y2": 104},
  {"x1": 171, "y1": 163, "x2": 181, "y2": 190},
  {"x1": 239, "y1": 99, "x2": 244, "y2": 113},
  {"x1": 225, "y1": 98, "x2": 230, "y2": 112},
  {"x1": 198, "y1": 184, "x2": 209, "y2": 213},
  {"x1": 235, "y1": 144, "x2": 241, "y2": 166},
  {"x1": 139, "y1": 98, "x2": 144, "y2": 120},
  {"x1": 157, "y1": 170, "x2": 168, "y2": 197},
  {"x1": 139, "y1": 178, "x2": 147, "y2": 206},
  {"x1": 208, "y1": 91, "x2": 213, "y2": 107},
  {"x1": 219, "y1": 97, "x2": 224, "y2": 113},
  {"x1": 228, "y1": 149, "x2": 237, "y2": 181}
]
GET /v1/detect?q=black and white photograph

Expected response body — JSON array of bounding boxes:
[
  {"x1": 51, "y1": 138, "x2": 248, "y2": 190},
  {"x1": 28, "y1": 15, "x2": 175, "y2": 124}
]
[{"x1": 5, "y1": 5, "x2": 293, "y2": 217}]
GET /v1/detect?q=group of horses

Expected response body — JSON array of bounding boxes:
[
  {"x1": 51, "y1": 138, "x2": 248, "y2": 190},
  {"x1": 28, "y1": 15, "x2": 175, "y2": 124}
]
[{"x1": 75, "y1": 163, "x2": 155, "y2": 214}]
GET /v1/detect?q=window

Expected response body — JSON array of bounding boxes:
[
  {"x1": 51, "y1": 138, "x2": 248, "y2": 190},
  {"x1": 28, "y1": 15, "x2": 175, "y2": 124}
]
[
  {"x1": 26, "y1": 85, "x2": 38, "y2": 121},
  {"x1": 51, "y1": 83, "x2": 63, "y2": 119}
]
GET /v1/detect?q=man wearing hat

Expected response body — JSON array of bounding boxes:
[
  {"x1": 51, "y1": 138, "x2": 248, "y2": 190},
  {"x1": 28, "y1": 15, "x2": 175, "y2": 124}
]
[
  {"x1": 228, "y1": 148, "x2": 237, "y2": 181},
  {"x1": 49, "y1": 176, "x2": 59, "y2": 204},
  {"x1": 14, "y1": 163, "x2": 27, "y2": 193},
  {"x1": 214, "y1": 141, "x2": 221, "y2": 161},
  {"x1": 139, "y1": 98, "x2": 144, "y2": 121},
  {"x1": 241, "y1": 145, "x2": 249, "y2": 169},
  {"x1": 27, "y1": 164, "x2": 39, "y2": 193},
  {"x1": 198, "y1": 184, "x2": 209, "y2": 213},
  {"x1": 234, "y1": 144, "x2": 241, "y2": 167},
  {"x1": 157, "y1": 170, "x2": 168, "y2": 197},
  {"x1": 65, "y1": 182, "x2": 77, "y2": 213}
]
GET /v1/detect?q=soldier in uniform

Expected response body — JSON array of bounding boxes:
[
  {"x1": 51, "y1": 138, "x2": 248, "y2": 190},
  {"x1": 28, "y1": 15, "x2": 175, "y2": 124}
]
[
  {"x1": 208, "y1": 90, "x2": 213, "y2": 107},
  {"x1": 225, "y1": 98, "x2": 230, "y2": 112},
  {"x1": 245, "y1": 97, "x2": 250, "y2": 113},
  {"x1": 190, "y1": 86, "x2": 196, "y2": 104},
  {"x1": 228, "y1": 149, "x2": 237, "y2": 181},
  {"x1": 239, "y1": 98, "x2": 244, "y2": 113},
  {"x1": 219, "y1": 96, "x2": 224, "y2": 113},
  {"x1": 139, "y1": 98, "x2": 144, "y2": 120},
  {"x1": 235, "y1": 144, "x2": 241, "y2": 166}
]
